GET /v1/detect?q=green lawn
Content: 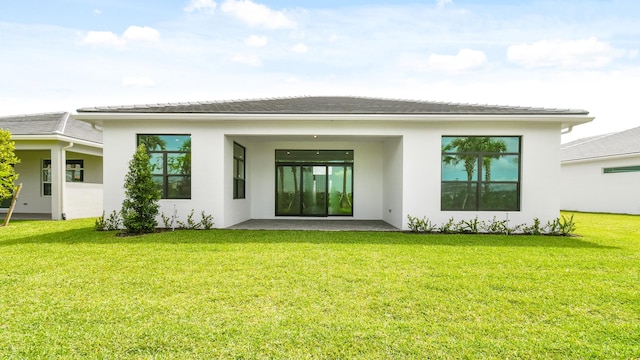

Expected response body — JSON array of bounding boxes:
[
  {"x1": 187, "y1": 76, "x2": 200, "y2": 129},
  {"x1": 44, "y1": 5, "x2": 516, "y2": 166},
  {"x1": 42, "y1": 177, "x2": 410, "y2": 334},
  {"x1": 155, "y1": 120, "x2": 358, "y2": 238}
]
[{"x1": 1, "y1": 212, "x2": 639, "y2": 359}]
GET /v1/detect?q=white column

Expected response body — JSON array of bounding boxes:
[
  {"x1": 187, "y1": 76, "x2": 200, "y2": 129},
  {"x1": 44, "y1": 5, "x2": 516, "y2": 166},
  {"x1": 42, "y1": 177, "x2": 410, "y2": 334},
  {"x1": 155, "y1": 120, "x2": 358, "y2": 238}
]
[{"x1": 50, "y1": 144, "x2": 64, "y2": 220}]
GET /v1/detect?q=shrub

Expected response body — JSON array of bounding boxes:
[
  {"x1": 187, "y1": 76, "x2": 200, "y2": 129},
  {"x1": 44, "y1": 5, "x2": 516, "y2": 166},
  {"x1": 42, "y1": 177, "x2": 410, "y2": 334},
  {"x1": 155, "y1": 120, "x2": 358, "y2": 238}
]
[{"x1": 121, "y1": 144, "x2": 161, "y2": 234}]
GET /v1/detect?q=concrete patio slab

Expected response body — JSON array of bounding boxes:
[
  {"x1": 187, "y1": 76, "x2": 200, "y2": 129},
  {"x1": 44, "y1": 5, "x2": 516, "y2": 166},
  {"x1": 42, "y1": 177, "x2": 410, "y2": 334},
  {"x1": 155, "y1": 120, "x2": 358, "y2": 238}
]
[{"x1": 226, "y1": 219, "x2": 399, "y2": 231}]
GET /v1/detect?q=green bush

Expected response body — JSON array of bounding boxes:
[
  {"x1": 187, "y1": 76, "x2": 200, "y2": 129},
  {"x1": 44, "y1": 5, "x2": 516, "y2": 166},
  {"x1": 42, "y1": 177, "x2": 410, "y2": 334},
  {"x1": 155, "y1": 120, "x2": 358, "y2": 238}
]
[{"x1": 121, "y1": 144, "x2": 161, "y2": 234}]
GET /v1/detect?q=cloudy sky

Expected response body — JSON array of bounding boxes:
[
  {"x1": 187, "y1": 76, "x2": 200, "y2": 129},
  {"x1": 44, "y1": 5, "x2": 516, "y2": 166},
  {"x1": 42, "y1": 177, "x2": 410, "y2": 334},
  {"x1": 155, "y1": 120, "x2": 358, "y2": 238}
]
[{"x1": 1, "y1": 0, "x2": 638, "y2": 141}]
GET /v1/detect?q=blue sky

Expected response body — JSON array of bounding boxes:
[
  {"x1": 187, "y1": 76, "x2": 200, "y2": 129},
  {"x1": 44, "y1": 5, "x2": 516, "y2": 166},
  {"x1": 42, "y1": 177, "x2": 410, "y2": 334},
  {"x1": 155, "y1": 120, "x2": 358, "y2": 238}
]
[{"x1": 1, "y1": 0, "x2": 639, "y2": 141}]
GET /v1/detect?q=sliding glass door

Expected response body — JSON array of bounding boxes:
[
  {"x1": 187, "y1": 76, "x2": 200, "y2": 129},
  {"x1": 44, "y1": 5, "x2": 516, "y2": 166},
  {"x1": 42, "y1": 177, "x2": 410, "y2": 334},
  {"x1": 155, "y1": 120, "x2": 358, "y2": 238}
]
[{"x1": 275, "y1": 150, "x2": 353, "y2": 217}]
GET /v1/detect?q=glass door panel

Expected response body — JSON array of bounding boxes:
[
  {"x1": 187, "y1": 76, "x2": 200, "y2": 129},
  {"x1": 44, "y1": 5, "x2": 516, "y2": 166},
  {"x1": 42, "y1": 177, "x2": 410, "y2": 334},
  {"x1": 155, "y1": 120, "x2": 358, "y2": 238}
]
[
  {"x1": 276, "y1": 165, "x2": 301, "y2": 215},
  {"x1": 301, "y1": 166, "x2": 327, "y2": 216},
  {"x1": 328, "y1": 165, "x2": 353, "y2": 215}
]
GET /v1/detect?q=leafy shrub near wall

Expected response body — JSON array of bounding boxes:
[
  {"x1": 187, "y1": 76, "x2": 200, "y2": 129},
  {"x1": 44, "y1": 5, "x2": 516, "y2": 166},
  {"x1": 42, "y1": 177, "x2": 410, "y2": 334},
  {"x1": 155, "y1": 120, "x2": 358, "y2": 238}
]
[{"x1": 407, "y1": 214, "x2": 576, "y2": 236}]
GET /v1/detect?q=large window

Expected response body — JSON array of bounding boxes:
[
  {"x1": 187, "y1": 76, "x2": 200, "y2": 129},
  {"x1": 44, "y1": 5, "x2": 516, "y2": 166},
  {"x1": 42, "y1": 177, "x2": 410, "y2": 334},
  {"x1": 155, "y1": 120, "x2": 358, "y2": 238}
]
[
  {"x1": 42, "y1": 159, "x2": 84, "y2": 196},
  {"x1": 441, "y1": 136, "x2": 520, "y2": 211},
  {"x1": 233, "y1": 142, "x2": 245, "y2": 199},
  {"x1": 138, "y1": 134, "x2": 191, "y2": 199}
]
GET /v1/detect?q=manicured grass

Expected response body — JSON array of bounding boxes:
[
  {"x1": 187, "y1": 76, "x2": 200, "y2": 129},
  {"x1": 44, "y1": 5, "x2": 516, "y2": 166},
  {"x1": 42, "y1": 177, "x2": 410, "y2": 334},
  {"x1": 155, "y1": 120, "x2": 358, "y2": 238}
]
[{"x1": 1, "y1": 212, "x2": 639, "y2": 358}]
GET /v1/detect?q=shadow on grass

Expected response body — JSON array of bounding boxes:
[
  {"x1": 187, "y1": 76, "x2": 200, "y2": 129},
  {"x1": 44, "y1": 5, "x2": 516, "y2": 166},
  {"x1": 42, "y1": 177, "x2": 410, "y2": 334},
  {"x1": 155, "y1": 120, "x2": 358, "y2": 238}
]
[{"x1": 0, "y1": 226, "x2": 616, "y2": 249}]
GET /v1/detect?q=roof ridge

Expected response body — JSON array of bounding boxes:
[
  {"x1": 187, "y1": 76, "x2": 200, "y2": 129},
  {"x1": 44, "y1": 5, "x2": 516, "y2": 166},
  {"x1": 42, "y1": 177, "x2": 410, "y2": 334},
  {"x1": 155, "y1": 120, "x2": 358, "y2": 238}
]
[{"x1": 55, "y1": 113, "x2": 70, "y2": 134}]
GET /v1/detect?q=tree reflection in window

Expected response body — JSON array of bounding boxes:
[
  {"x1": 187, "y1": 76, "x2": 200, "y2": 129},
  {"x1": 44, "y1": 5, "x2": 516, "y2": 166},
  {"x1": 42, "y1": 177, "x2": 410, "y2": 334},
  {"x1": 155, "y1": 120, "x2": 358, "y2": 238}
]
[
  {"x1": 442, "y1": 136, "x2": 520, "y2": 211},
  {"x1": 138, "y1": 134, "x2": 191, "y2": 199}
]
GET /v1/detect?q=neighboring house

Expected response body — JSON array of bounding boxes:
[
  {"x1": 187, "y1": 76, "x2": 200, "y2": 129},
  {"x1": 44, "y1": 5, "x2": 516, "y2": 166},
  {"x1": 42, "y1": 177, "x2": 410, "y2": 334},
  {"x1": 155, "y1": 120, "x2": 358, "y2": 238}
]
[
  {"x1": 561, "y1": 126, "x2": 640, "y2": 215},
  {"x1": 73, "y1": 96, "x2": 592, "y2": 230},
  {"x1": 0, "y1": 112, "x2": 103, "y2": 220}
]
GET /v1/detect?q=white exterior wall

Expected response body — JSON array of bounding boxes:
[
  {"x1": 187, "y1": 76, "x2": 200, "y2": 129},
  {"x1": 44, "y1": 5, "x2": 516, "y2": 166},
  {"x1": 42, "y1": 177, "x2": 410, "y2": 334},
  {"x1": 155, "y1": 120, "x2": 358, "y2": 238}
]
[
  {"x1": 561, "y1": 156, "x2": 640, "y2": 215},
  {"x1": 64, "y1": 183, "x2": 104, "y2": 219},
  {"x1": 401, "y1": 121, "x2": 562, "y2": 227},
  {"x1": 102, "y1": 118, "x2": 567, "y2": 229}
]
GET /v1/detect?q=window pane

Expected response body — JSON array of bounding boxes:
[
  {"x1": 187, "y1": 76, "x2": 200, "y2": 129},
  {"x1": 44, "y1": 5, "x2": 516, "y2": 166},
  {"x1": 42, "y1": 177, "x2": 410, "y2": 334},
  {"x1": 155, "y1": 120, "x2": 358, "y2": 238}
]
[
  {"x1": 43, "y1": 183, "x2": 52, "y2": 196},
  {"x1": 480, "y1": 183, "x2": 518, "y2": 211},
  {"x1": 168, "y1": 176, "x2": 191, "y2": 198},
  {"x1": 442, "y1": 157, "x2": 478, "y2": 181},
  {"x1": 167, "y1": 153, "x2": 189, "y2": 175},
  {"x1": 141, "y1": 135, "x2": 190, "y2": 151},
  {"x1": 276, "y1": 166, "x2": 301, "y2": 215},
  {"x1": 236, "y1": 179, "x2": 245, "y2": 199},
  {"x1": 275, "y1": 150, "x2": 354, "y2": 163},
  {"x1": 482, "y1": 155, "x2": 519, "y2": 181},
  {"x1": 149, "y1": 153, "x2": 164, "y2": 174},
  {"x1": 152, "y1": 176, "x2": 164, "y2": 192},
  {"x1": 234, "y1": 143, "x2": 245, "y2": 159},
  {"x1": 328, "y1": 165, "x2": 352, "y2": 215},
  {"x1": 441, "y1": 183, "x2": 477, "y2": 210}
]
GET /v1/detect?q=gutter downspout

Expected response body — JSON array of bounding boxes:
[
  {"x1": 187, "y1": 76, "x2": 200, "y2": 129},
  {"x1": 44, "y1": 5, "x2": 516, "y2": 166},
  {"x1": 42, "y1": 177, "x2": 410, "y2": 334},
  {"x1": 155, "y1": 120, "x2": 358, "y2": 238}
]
[
  {"x1": 561, "y1": 126, "x2": 574, "y2": 135},
  {"x1": 60, "y1": 142, "x2": 74, "y2": 220}
]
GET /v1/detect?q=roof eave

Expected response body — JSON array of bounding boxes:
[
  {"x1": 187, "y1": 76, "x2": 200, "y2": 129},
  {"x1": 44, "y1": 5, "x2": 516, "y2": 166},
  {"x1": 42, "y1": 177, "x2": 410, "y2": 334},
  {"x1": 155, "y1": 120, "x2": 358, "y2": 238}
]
[
  {"x1": 561, "y1": 151, "x2": 640, "y2": 164},
  {"x1": 73, "y1": 112, "x2": 594, "y2": 127},
  {"x1": 11, "y1": 134, "x2": 103, "y2": 149}
]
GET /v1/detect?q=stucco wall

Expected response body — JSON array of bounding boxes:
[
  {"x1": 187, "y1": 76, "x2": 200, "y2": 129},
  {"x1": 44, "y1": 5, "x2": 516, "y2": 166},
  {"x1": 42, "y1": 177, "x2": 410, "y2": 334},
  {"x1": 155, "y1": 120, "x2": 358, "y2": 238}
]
[
  {"x1": 64, "y1": 182, "x2": 104, "y2": 219},
  {"x1": 101, "y1": 118, "x2": 566, "y2": 229},
  {"x1": 561, "y1": 156, "x2": 640, "y2": 215}
]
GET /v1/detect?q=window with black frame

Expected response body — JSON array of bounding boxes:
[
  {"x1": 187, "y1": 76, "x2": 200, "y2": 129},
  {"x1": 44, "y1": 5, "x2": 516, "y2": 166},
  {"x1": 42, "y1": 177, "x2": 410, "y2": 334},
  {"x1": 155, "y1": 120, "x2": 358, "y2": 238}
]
[
  {"x1": 233, "y1": 142, "x2": 245, "y2": 199},
  {"x1": 138, "y1": 134, "x2": 191, "y2": 199},
  {"x1": 441, "y1": 136, "x2": 520, "y2": 211}
]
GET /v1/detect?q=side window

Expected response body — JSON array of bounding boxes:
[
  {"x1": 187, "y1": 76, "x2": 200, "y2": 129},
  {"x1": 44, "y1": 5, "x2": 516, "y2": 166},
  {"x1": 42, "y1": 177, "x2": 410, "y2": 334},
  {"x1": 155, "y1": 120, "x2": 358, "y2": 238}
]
[
  {"x1": 138, "y1": 134, "x2": 191, "y2": 199},
  {"x1": 66, "y1": 160, "x2": 84, "y2": 182},
  {"x1": 233, "y1": 142, "x2": 246, "y2": 199},
  {"x1": 42, "y1": 159, "x2": 86, "y2": 196},
  {"x1": 441, "y1": 136, "x2": 521, "y2": 211}
]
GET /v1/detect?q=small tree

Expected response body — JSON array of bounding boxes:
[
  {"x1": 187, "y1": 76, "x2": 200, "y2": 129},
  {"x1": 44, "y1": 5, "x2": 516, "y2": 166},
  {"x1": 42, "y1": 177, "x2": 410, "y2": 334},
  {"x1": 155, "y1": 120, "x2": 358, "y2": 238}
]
[
  {"x1": 121, "y1": 144, "x2": 161, "y2": 234},
  {"x1": 0, "y1": 129, "x2": 20, "y2": 201}
]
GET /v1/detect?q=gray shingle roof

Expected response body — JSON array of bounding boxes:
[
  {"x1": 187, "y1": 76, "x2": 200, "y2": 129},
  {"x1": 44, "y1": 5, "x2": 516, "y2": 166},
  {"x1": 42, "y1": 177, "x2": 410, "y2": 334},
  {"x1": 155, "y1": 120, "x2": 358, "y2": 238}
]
[
  {"x1": 561, "y1": 125, "x2": 640, "y2": 162},
  {"x1": 77, "y1": 96, "x2": 589, "y2": 115},
  {"x1": 0, "y1": 112, "x2": 102, "y2": 144}
]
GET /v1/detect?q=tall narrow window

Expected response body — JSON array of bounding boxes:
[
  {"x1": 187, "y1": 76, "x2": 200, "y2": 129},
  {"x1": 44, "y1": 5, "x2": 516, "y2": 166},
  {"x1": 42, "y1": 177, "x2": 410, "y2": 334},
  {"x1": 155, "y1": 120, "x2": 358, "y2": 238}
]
[
  {"x1": 138, "y1": 134, "x2": 191, "y2": 199},
  {"x1": 441, "y1": 136, "x2": 521, "y2": 211},
  {"x1": 233, "y1": 142, "x2": 246, "y2": 199},
  {"x1": 42, "y1": 160, "x2": 52, "y2": 196}
]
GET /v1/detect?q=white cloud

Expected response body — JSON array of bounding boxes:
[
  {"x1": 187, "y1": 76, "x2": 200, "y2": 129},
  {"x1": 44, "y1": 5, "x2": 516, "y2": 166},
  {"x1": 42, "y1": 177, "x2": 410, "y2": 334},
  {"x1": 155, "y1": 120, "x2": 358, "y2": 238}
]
[
  {"x1": 403, "y1": 49, "x2": 487, "y2": 74},
  {"x1": 291, "y1": 43, "x2": 308, "y2": 53},
  {"x1": 80, "y1": 26, "x2": 161, "y2": 48},
  {"x1": 123, "y1": 26, "x2": 161, "y2": 42},
  {"x1": 245, "y1": 35, "x2": 268, "y2": 47},
  {"x1": 436, "y1": 0, "x2": 453, "y2": 9},
  {"x1": 231, "y1": 54, "x2": 262, "y2": 66},
  {"x1": 81, "y1": 31, "x2": 124, "y2": 47},
  {"x1": 184, "y1": 0, "x2": 217, "y2": 14},
  {"x1": 121, "y1": 76, "x2": 157, "y2": 88},
  {"x1": 93, "y1": 9, "x2": 102, "y2": 15},
  {"x1": 507, "y1": 37, "x2": 626, "y2": 69},
  {"x1": 220, "y1": 0, "x2": 296, "y2": 29}
]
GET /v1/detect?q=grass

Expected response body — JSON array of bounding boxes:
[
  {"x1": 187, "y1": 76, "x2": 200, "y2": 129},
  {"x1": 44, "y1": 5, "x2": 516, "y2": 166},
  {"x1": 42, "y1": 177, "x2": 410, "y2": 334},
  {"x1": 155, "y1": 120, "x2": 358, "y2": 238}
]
[{"x1": 0, "y1": 212, "x2": 639, "y2": 359}]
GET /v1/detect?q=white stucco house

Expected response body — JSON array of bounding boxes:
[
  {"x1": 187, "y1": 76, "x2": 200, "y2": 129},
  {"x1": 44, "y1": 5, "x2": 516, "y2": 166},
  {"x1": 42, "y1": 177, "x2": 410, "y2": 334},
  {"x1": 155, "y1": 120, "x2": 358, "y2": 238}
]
[
  {"x1": 0, "y1": 112, "x2": 103, "y2": 220},
  {"x1": 561, "y1": 125, "x2": 640, "y2": 215},
  {"x1": 73, "y1": 96, "x2": 593, "y2": 230}
]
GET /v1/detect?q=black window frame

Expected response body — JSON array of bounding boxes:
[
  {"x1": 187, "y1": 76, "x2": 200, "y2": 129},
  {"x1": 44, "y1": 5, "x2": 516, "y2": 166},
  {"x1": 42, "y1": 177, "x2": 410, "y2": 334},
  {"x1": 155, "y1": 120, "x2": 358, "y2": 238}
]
[
  {"x1": 137, "y1": 134, "x2": 191, "y2": 200},
  {"x1": 233, "y1": 142, "x2": 246, "y2": 199},
  {"x1": 441, "y1": 136, "x2": 521, "y2": 211}
]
